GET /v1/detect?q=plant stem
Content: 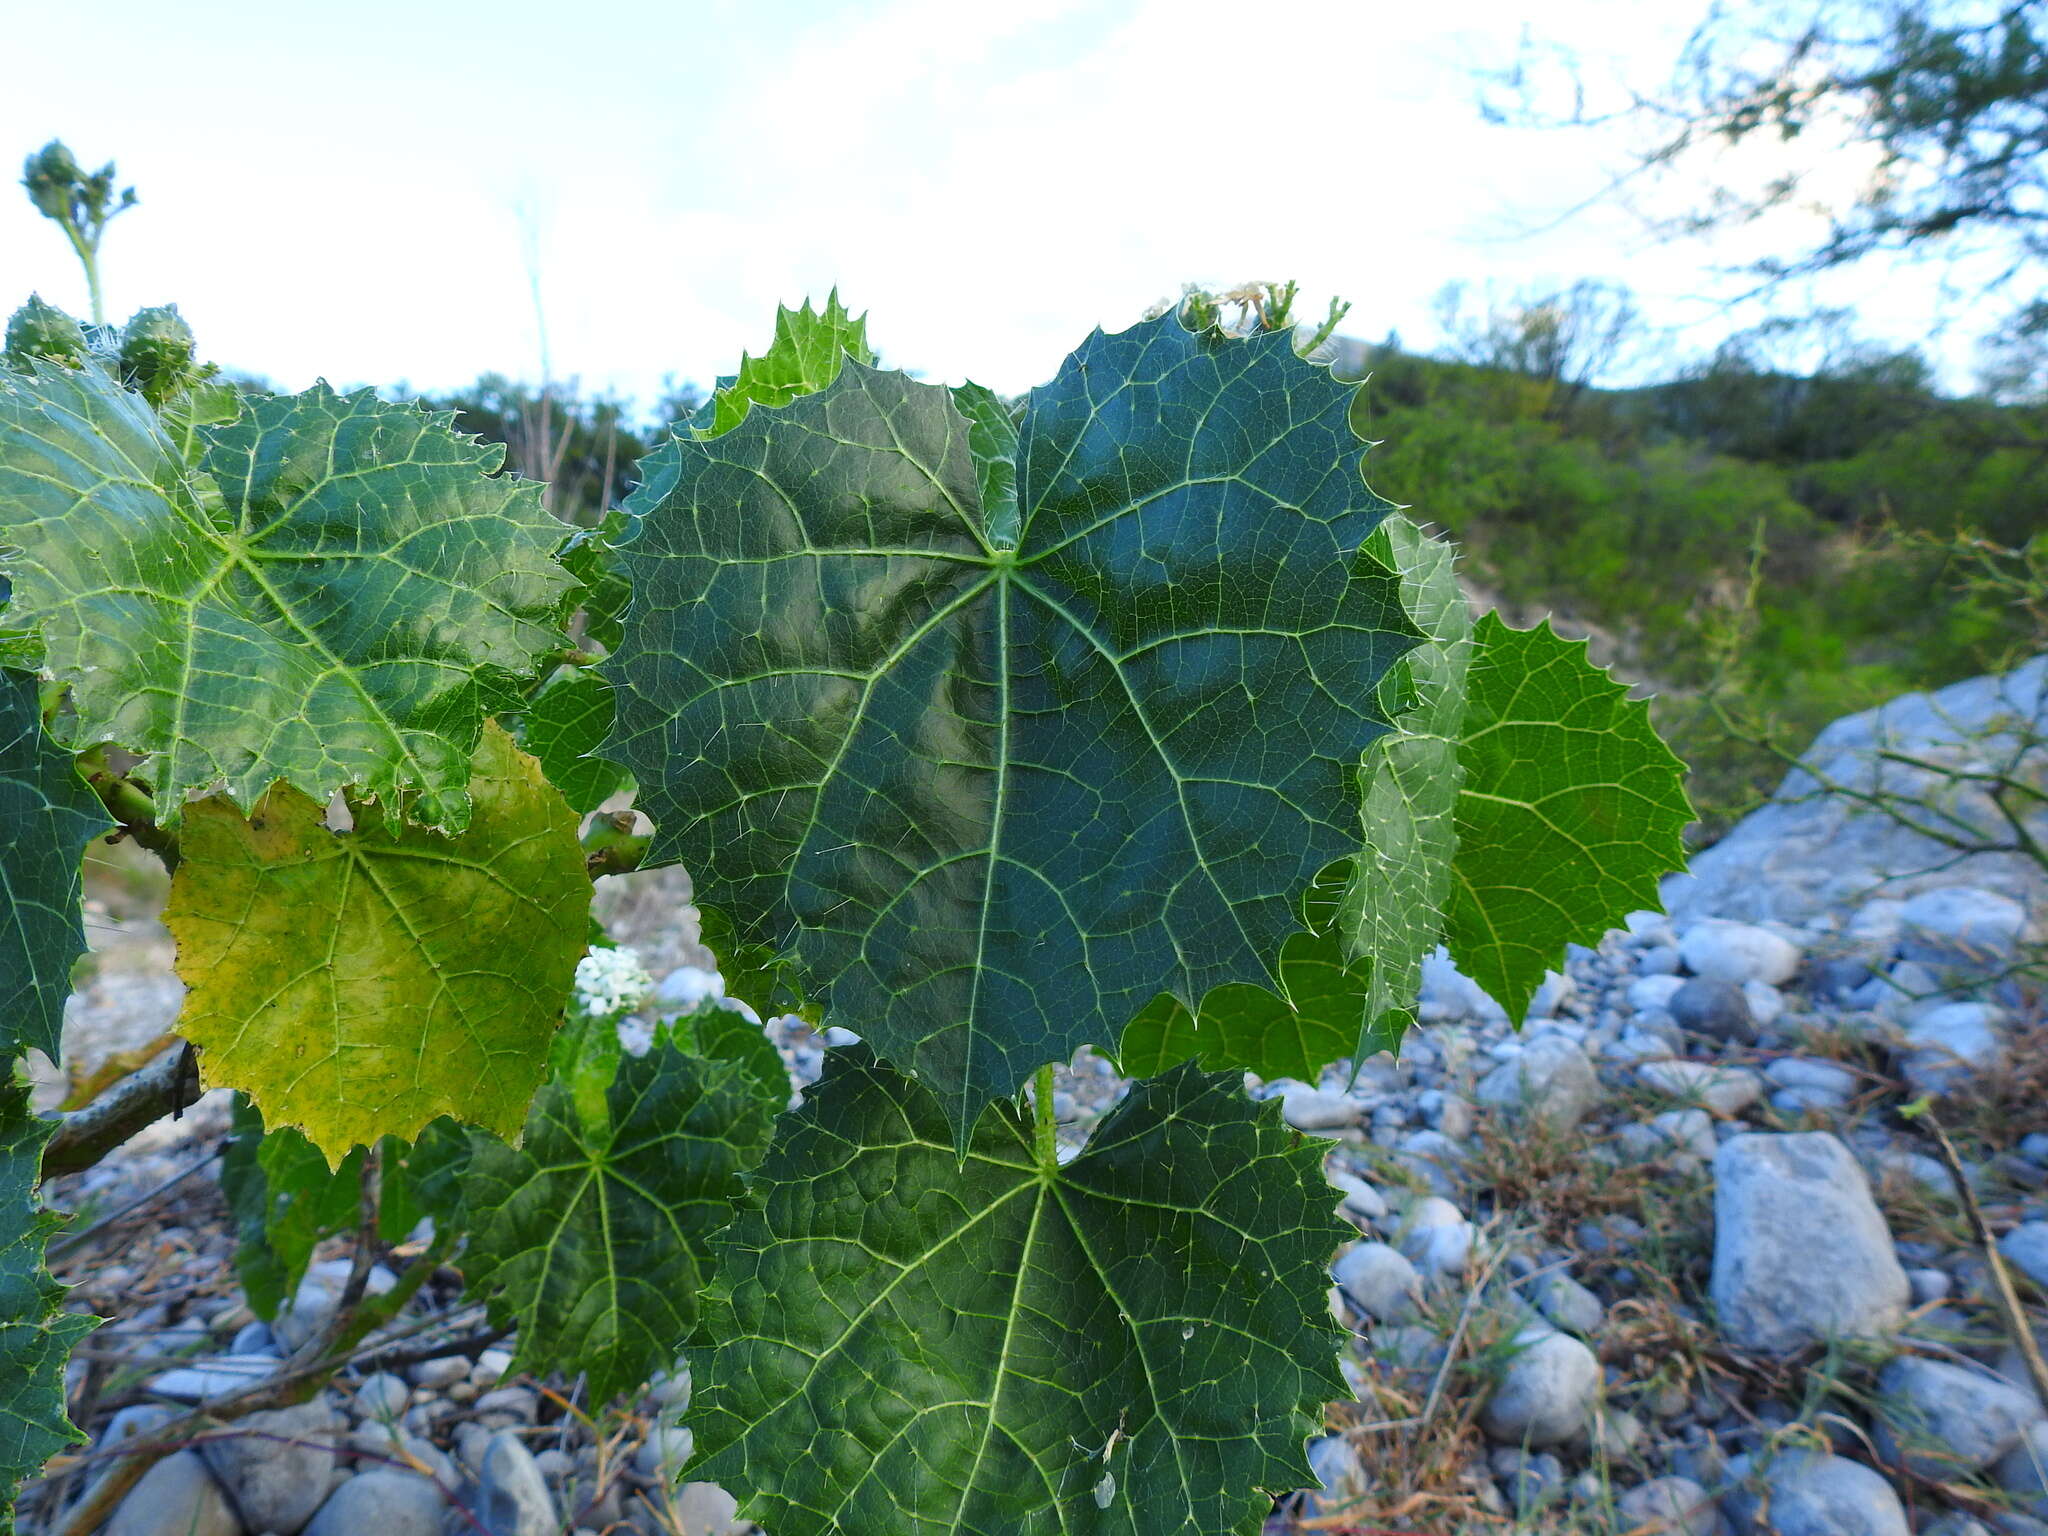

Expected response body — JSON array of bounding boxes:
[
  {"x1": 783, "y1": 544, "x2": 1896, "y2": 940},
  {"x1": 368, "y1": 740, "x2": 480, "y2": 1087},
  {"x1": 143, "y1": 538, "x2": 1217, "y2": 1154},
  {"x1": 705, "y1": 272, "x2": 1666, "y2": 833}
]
[
  {"x1": 1927, "y1": 1111, "x2": 2048, "y2": 1405},
  {"x1": 76, "y1": 747, "x2": 179, "y2": 872},
  {"x1": 65, "y1": 226, "x2": 104, "y2": 326},
  {"x1": 1033, "y1": 1064, "x2": 1057, "y2": 1171},
  {"x1": 40, "y1": 1042, "x2": 200, "y2": 1181}
]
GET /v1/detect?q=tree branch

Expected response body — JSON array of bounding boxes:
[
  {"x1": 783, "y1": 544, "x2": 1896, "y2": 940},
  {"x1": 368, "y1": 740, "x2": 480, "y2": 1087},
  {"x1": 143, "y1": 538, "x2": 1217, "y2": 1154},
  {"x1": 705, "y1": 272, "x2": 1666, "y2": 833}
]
[{"x1": 39, "y1": 1043, "x2": 201, "y2": 1181}]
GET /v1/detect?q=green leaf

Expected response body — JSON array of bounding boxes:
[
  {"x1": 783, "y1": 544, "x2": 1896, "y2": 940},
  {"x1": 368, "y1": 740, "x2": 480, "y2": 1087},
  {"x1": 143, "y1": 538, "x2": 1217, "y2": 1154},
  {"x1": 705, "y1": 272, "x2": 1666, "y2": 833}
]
[
  {"x1": 1444, "y1": 614, "x2": 1691, "y2": 1020},
  {"x1": 698, "y1": 292, "x2": 873, "y2": 439},
  {"x1": 1, "y1": 1075, "x2": 97, "y2": 1535},
  {"x1": 696, "y1": 903, "x2": 815, "y2": 1028},
  {"x1": 0, "y1": 364, "x2": 574, "y2": 831},
  {"x1": 689, "y1": 1047, "x2": 1348, "y2": 1535},
  {"x1": 604, "y1": 314, "x2": 1417, "y2": 1139},
  {"x1": 0, "y1": 667, "x2": 111, "y2": 1061},
  {"x1": 1117, "y1": 864, "x2": 1361, "y2": 1082},
  {"x1": 438, "y1": 1017, "x2": 776, "y2": 1404},
  {"x1": 219, "y1": 1095, "x2": 422, "y2": 1320},
  {"x1": 520, "y1": 667, "x2": 628, "y2": 814},
  {"x1": 1341, "y1": 513, "x2": 1472, "y2": 1057},
  {"x1": 950, "y1": 382, "x2": 1019, "y2": 548},
  {"x1": 560, "y1": 509, "x2": 633, "y2": 653},
  {"x1": 670, "y1": 1002, "x2": 792, "y2": 1118},
  {"x1": 164, "y1": 723, "x2": 591, "y2": 1160}
]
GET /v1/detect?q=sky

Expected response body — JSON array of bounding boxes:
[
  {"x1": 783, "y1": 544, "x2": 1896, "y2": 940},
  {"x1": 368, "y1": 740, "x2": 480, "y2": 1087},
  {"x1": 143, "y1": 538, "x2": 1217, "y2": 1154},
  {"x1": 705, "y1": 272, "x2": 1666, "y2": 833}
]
[{"x1": 0, "y1": 0, "x2": 2005, "y2": 411}]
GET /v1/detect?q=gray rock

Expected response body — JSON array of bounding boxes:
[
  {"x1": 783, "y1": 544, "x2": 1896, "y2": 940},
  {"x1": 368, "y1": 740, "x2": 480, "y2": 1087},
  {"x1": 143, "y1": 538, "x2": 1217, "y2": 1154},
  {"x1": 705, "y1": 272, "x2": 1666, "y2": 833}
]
[
  {"x1": 1638, "y1": 1059, "x2": 1764, "y2": 1116},
  {"x1": 1629, "y1": 974, "x2": 1687, "y2": 1013},
  {"x1": 1710, "y1": 1133, "x2": 1909, "y2": 1355},
  {"x1": 1639, "y1": 944, "x2": 1683, "y2": 976},
  {"x1": 473, "y1": 1430, "x2": 556, "y2": 1536},
  {"x1": 1899, "y1": 885, "x2": 2029, "y2": 969},
  {"x1": 1617, "y1": 1108, "x2": 1719, "y2": 1164},
  {"x1": 1680, "y1": 921, "x2": 1802, "y2": 986},
  {"x1": 107, "y1": 1450, "x2": 245, "y2": 1536},
  {"x1": 1303, "y1": 1433, "x2": 1365, "y2": 1516},
  {"x1": 1618, "y1": 1475, "x2": 1717, "y2": 1536},
  {"x1": 1997, "y1": 1420, "x2": 2048, "y2": 1516},
  {"x1": 2005, "y1": 1224, "x2": 2048, "y2": 1291},
  {"x1": 1872, "y1": 1355, "x2": 2041, "y2": 1479},
  {"x1": 407, "y1": 1355, "x2": 470, "y2": 1390},
  {"x1": 1906, "y1": 1267, "x2": 1952, "y2": 1304},
  {"x1": 1720, "y1": 1449, "x2": 1909, "y2": 1536},
  {"x1": 671, "y1": 1482, "x2": 745, "y2": 1536},
  {"x1": 1332, "y1": 1241, "x2": 1423, "y2": 1323},
  {"x1": 1663, "y1": 655, "x2": 2048, "y2": 927},
  {"x1": 1766, "y1": 1058, "x2": 1861, "y2": 1096},
  {"x1": 1280, "y1": 1087, "x2": 1360, "y2": 1132},
  {"x1": 471, "y1": 1347, "x2": 513, "y2": 1388},
  {"x1": 1773, "y1": 1086, "x2": 1850, "y2": 1117},
  {"x1": 2022, "y1": 1134, "x2": 2048, "y2": 1166},
  {"x1": 633, "y1": 1422, "x2": 695, "y2": 1477},
  {"x1": 1479, "y1": 1326, "x2": 1598, "y2": 1446},
  {"x1": 1474, "y1": 1036, "x2": 1600, "y2": 1132},
  {"x1": 1326, "y1": 1169, "x2": 1387, "y2": 1223},
  {"x1": 352, "y1": 1371, "x2": 410, "y2": 1421},
  {"x1": 1395, "y1": 1196, "x2": 1473, "y2": 1279},
  {"x1": 1808, "y1": 956, "x2": 1876, "y2": 1004},
  {"x1": 1528, "y1": 1271, "x2": 1604, "y2": 1336},
  {"x1": 102, "y1": 1403, "x2": 179, "y2": 1448},
  {"x1": 228, "y1": 1321, "x2": 276, "y2": 1357},
  {"x1": 1744, "y1": 978, "x2": 1787, "y2": 1028},
  {"x1": 145, "y1": 1355, "x2": 281, "y2": 1400},
  {"x1": 1668, "y1": 977, "x2": 1755, "y2": 1042},
  {"x1": 650, "y1": 1366, "x2": 692, "y2": 1409},
  {"x1": 1923, "y1": 1519, "x2": 1997, "y2": 1536},
  {"x1": 303, "y1": 1469, "x2": 445, "y2": 1536},
  {"x1": 199, "y1": 1399, "x2": 341, "y2": 1535},
  {"x1": 1902, "y1": 1001, "x2": 2008, "y2": 1095}
]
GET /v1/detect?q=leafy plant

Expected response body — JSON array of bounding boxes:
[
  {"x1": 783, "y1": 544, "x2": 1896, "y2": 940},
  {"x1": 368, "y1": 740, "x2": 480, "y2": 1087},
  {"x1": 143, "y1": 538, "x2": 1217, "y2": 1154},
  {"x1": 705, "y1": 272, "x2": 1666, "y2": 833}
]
[{"x1": 0, "y1": 256, "x2": 1691, "y2": 1533}]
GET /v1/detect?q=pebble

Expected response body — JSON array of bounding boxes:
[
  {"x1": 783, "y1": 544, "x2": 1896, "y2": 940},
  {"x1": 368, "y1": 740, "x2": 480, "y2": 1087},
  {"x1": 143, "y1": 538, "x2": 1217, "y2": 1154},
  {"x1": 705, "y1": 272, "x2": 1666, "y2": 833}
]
[
  {"x1": 1679, "y1": 921, "x2": 1802, "y2": 986},
  {"x1": 407, "y1": 1355, "x2": 471, "y2": 1390},
  {"x1": 1628, "y1": 974, "x2": 1687, "y2": 1013},
  {"x1": 1719, "y1": 1449, "x2": 1909, "y2": 1536},
  {"x1": 1667, "y1": 977, "x2": 1754, "y2": 1042},
  {"x1": 1474, "y1": 1036, "x2": 1600, "y2": 1131},
  {"x1": 1710, "y1": 1132, "x2": 1908, "y2": 1356},
  {"x1": 1332, "y1": 1241, "x2": 1423, "y2": 1323},
  {"x1": 1395, "y1": 1196, "x2": 1473, "y2": 1280},
  {"x1": 1326, "y1": 1168, "x2": 1388, "y2": 1223},
  {"x1": 1637, "y1": 1060, "x2": 1764, "y2": 1116},
  {"x1": 672, "y1": 1482, "x2": 745, "y2": 1535},
  {"x1": 1637, "y1": 944, "x2": 1682, "y2": 976},
  {"x1": 632, "y1": 1421, "x2": 696, "y2": 1477},
  {"x1": 1903, "y1": 1001, "x2": 2008, "y2": 1094},
  {"x1": 1807, "y1": 956, "x2": 1876, "y2": 1004},
  {"x1": 304, "y1": 1468, "x2": 446, "y2": 1536},
  {"x1": 1280, "y1": 1087, "x2": 1360, "y2": 1132},
  {"x1": 1998, "y1": 1420, "x2": 2048, "y2": 1516},
  {"x1": 353, "y1": 1371, "x2": 411, "y2": 1420},
  {"x1": 473, "y1": 1429, "x2": 557, "y2": 1536},
  {"x1": 1479, "y1": 1326, "x2": 1599, "y2": 1446},
  {"x1": 106, "y1": 1449, "x2": 245, "y2": 1536},
  {"x1": 473, "y1": 1385, "x2": 539, "y2": 1421},
  {"x1": 1906, "y1": 1267, "x2": 1952, "y2": 1304},
  {"x1": 1765, "y1": 1058, "x2": 1860, "y2": 1096},
  {"x1": 1872, "y1": 1355, "x2": 2042, "y2": 1478},
  {"x1": 1618, "y1": 1475, "x2": 1717, "y2": 1536},
  {"x1": 145, "y1": 1355, "x2": 282, "y2": 1400},
  {"x1": 2004, "y1": 1224, "x2": 2048, "y2": 1291},
  {"x1": 1528, "y1": 1271, "x2": 1604, "y2": 1336},
  {"x1": 198, "y1": 1399, "x2": 341, "y2": 1536},
  {"x1": 471, "y1": 1347, "x2": 514, "y2": 1389}
]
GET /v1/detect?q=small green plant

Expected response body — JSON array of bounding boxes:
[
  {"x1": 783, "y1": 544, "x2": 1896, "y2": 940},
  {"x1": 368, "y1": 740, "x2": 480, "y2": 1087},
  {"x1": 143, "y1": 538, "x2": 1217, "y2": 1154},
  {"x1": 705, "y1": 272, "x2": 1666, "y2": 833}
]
[{"x1": 0, "y1": 192, "x2": 1692, "y2": 1534}]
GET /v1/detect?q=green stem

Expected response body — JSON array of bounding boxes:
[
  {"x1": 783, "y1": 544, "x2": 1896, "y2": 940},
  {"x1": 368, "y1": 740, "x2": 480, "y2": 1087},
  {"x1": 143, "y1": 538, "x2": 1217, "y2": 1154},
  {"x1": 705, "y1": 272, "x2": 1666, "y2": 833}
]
[
  {"x1": 63, "y1": 225, "x2": 104, "y2": 326},
  {"x1": 76, "y1": 747, "x2": 180, "y2": 872},
  {"x1": 1033, "y1": 1064, "x2": 1057, "y2": 1171}
]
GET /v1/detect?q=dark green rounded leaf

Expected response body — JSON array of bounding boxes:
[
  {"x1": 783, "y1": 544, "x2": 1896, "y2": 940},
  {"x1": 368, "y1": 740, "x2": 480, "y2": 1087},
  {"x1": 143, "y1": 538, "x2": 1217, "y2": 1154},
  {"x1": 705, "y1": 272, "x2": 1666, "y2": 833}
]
[
  {"x1": 689, "y1": 1047, "x2": 1348, "y2": 1536},
  {"x1": 0, "y1": 666, "x2": 112, "y2": 1062},
  {"x1": 444, "y1": 1019, "x2": 776, "y2": 1404},
  {"x1": 2, "y1": 1075, "x2": 97, "y2": 1534},
  {"x1": 605, "y1": 314, "x2": 1417, "y2": 1137}
]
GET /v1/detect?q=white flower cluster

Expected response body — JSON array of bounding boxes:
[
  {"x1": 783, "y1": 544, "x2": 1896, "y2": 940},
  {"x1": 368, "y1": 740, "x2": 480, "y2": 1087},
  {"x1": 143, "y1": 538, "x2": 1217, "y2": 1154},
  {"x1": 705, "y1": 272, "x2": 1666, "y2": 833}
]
[{"x1": 572, "y1": 945, "x2": 654, "y2": 1019}]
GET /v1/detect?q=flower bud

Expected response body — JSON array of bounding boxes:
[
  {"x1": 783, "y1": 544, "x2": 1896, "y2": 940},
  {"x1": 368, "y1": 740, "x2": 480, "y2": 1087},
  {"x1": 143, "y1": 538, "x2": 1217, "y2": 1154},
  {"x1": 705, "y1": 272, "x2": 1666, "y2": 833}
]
[{"x1": 4, "y1": 295, "x2": 88, "y2": 368}]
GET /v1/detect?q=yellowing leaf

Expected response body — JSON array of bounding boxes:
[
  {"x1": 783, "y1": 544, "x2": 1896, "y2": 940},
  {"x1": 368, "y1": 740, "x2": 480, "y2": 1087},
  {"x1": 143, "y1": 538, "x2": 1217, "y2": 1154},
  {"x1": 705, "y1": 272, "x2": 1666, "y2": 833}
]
[{"x1": 165, "y1": 724, "x2": 590, "y2": 1160}]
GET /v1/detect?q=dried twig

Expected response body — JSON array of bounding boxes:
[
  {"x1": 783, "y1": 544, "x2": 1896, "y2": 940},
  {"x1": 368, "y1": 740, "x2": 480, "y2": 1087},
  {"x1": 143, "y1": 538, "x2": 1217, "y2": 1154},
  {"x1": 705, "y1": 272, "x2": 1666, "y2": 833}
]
[
  {"x1": 1926, "y1": 1110, "x2": 2048, "y2": 1405},
  {"x1": 40, "y1": 1043, "x2": 202, "y2": 1181}
]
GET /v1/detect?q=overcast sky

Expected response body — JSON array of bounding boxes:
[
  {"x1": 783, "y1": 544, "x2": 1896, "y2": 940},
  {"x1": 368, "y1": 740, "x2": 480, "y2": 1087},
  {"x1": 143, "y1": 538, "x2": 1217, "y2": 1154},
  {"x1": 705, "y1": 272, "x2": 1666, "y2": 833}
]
[{"x1": 1, "y1": 1, "x2": 2000, "y2": 409}]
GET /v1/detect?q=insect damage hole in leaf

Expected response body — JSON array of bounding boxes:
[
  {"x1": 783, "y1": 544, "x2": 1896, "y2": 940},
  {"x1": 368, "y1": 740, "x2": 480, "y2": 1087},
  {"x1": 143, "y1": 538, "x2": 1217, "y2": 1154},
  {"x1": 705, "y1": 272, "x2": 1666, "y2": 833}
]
[{"x1": 603, "y1": 310, "x2": 1421, "y2": 1141}]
